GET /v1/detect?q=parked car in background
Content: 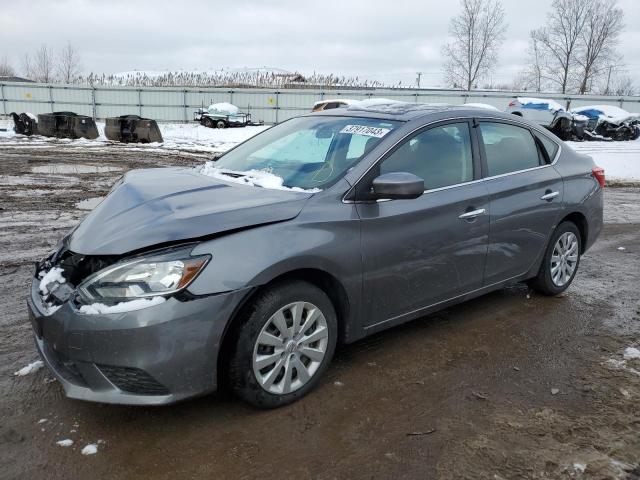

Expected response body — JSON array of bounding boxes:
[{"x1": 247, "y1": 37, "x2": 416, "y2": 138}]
[
  {"x1": 311, "y1": 99, "x2": 357, "y2": 112},
  {"x1": 570, "y1": 105, "x2": 640, "y2": 141},
  {"x1": 30, "y1": 101, "x2": 604, "y2": 409}
]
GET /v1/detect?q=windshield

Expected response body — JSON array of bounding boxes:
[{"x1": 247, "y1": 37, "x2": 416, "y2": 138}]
[{"x1": 211, "y1": 116, "x2": 400, "y2": 190}]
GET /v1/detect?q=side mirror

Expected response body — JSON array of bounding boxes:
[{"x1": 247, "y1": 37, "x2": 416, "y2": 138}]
[{"x1": 372, "y1": 172, "x2": 424, "y2": 200}]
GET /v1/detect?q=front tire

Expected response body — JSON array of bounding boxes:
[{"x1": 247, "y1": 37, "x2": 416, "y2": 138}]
[
  {"x1": 226, "y1": 280, "x2": 337, "y2": 408},
  {"x1": 529, "y1": 222, "x2": 581, "y2": 296}
]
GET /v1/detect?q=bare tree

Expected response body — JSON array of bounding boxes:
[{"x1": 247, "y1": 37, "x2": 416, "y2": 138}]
[
  {"x1": 576, "y1": 0, "x2": 624, "y2": 94},
  {"x1": 24, "y1": 45, "x2": 56, "y2": 83},
  {"x1": 0, "y1": 55, "x2": 15, "y2": 77},
  {"x1": 521, "y1": 32, "x2": 545, "y2": 92},
  {"x1": 533, "y1": 0, "x2": 591, "y2": 93},
  {"x1": 598, "y1": 73, "x2": 636, "y2": 96},
  {"x1": 442, "y1": 0, "x2": 507, "y2": 90},
  {"x1": 58, "y1": 43, "x2": 82, "y2": 84}
]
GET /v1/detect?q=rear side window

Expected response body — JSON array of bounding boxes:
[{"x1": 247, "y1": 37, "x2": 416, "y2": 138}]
[
  {"x1": 380, "y1": 122, "x2": 474, "y2": 190},
  {"x1": 479, "y1": 122, "x2": 541, "y2": 177},
  {"x1": 535, "y1": 132, "x2": 559, "y2": 162}
]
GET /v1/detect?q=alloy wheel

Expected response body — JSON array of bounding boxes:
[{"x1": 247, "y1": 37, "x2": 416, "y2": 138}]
[{"x1": 550, "y1": 232, "x2": 579, "y2": 287}]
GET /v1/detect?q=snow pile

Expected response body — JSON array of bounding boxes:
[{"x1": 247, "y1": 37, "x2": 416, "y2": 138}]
[
  {"x1": 517, "y1": 97, "x2": 565, "y2": 112},
  {"x1": 623, "y1": 347, "x2": 640, "y2": 360},
  {"x1": 14, "y1": 360, "x2": 44, "y2": 376},
  {"x1": 39, "y1": 266, "x2": 65, "y2": 295},
  {"x1": 79, "y1": 296, "x2": 166, "y2": 315},
  {"x1": 56, "y1": 439, "x2": 74, "y2": 447},
  {"x1": 207, "y1": 102, "x2": 239, "y2": 115},
  {"x1": 81, "y1": 444, "x2": 98, "y2": 455},
  {"x1": 573, "y1": 463, "x2": 587, "y2": 474},
  {"x1": 199, "y1": 164, "x2": 321, "y2": 193}
]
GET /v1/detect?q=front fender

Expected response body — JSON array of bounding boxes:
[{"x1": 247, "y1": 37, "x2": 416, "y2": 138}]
[{"x1": 186, "y1": 217, "x2": 362, "y2": 316}]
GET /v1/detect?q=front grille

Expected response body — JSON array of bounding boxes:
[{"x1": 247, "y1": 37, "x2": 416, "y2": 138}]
[{"x1": 97, "y1": 365, "x2": 170, "y2": 395}]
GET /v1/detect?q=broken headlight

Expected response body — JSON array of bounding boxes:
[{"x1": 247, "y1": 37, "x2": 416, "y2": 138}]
[{"x1": 77, "y1": 248, "x2": 210, "y2": 303}]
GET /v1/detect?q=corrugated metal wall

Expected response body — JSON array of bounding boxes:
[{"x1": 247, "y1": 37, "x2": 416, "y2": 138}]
[{"x1": 1, "y1": 81, "x2": 638, "y2": 124}]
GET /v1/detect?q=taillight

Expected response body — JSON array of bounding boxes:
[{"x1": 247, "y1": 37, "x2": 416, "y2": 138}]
[
  {"x1": 592, "y1": 167, "x2": 605, "y2": 188},
  {"x1": 508, "y1": 101, "x2": 516, "y2": 107}
]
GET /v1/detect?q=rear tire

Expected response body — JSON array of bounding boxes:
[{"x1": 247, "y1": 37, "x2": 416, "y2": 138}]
[
  {"x1": 529, "y1": 222, "x2": 582, "y2": 296},
  {"x1": 226, "y1": 280, "x2": 337, "y2": 408}
]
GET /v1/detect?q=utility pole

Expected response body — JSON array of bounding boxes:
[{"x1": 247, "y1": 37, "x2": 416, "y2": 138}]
[
  {"x1": 604, "y1": 65, "x2": 613, "y2": 95},
  {"x1": 416, "y1": 72, "x2": 422, "y2": 88}
]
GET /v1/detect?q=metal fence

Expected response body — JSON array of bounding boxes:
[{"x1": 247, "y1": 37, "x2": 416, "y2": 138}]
[{"x1": 1, "y1": 81, "x2": 639, "y2": 124}]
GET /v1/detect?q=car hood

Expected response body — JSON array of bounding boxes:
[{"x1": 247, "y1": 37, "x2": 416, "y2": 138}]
[{"x1": 69, "y1": 167, "x2": 312, "y2": 255}]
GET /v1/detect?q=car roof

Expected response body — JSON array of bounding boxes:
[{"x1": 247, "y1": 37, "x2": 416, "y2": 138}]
[{"x1": 307, "y1": 99, "x2": 517, "y2": 123}]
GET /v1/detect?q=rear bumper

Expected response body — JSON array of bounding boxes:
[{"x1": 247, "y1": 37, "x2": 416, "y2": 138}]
[
  {"x1": 584, "y1": 186, "x2": 604, "y2": 253},
  {"x1": 28, "y1": 280, "x2": 249, "y2": 405}
]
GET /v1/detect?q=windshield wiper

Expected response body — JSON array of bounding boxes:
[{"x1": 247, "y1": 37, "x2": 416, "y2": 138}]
[{"x1": 219, "y1": 171, "x2": 247, "y2": 179}]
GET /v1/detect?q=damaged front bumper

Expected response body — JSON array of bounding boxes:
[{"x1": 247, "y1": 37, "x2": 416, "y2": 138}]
[{"x1": 28, "y1": 279, "x2": 249, "y2": 405}]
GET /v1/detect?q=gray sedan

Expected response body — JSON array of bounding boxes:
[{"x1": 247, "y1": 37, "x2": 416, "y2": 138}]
[{"x1": 28, "y1": 101, "x2": 604, "y2": 408}]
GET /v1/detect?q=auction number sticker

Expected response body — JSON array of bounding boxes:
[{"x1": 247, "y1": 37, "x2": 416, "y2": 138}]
[{"x1": 340, "y1": 125, "x2": 391, "y2": 138}]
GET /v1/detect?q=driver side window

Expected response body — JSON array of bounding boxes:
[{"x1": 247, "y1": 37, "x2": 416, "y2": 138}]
[{"x1": 380, "y1": 122, "x2": 474, "y2": 190}]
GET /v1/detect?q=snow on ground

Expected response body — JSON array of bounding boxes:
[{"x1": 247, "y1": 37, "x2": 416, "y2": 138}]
[
  {"x1": 81, "y1": 444, "x2": 98, "y2": 455},
  {"x1": 624, "y1": 347, "x2": 640, "y2": 360},
  {"x1": 1, "y1": 118, "x2": 639, "y2": 183},
  {"x1": 0, "y1": 118, "x2": 269, "y2": 155},
  {"x1": 13, "y1": 360, "x2": 44, "y2": 376},
  {"x1": 566, "y1": 140, "x2": 640, "y2": 183},
  {"x1": 56, "y1": 439, "x2": 74, "y2": 447}
]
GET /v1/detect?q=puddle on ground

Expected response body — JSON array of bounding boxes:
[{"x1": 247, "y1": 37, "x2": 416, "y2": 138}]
[
  {"x1": 75, "y1": 197, "x2": 105, "y2": 211},
  {"x1": 31, "y1": 164, "x2": 122, "y2": 174}
]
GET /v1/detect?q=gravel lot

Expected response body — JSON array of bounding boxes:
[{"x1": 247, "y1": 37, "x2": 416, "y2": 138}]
[{"x1": 1, "y1": 144, "x2": 639, "y2": 480}]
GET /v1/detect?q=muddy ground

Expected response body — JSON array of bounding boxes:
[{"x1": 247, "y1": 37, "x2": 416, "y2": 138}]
[{"x1": 0, "y1": 146, "x2": 639, "y2": 480}]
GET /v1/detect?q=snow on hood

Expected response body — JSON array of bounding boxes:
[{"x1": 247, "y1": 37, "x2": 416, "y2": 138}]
[
  {"x1": 199, "y1": 163, "x2": 321, "y2": 193},
  {"x1": 517, "y1": 97, "x2": 565, "y2": 112},
  {"x1": 79, "y1": 296, "x2": 166, "y2": 315},
  {"x1": 570, "y1": 105, "x2": 640, "y2": 124},
  {"x1": 69, "y1": 167, "x2": 312, "y2": 255}
]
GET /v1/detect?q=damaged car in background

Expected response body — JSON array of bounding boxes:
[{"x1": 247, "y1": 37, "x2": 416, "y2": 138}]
[
  {"x1": 29, "y1": 101, "x2": 604, "y2": 408},
  {"x1": 506, "y1": 97, "x2": 587, "y2": 141},
  {"x1": 570, "y1": 105, "x2": 640, "y2": 141}
]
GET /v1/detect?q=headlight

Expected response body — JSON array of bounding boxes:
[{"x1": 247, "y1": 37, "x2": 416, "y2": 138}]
[{"x1": 78, "y1": 248, "x2": 210, "y2": 303}]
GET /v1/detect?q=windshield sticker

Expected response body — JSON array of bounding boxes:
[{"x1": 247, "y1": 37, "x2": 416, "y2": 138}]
[{"x1": 340, "y1": 125, "x2": 391, "y2": 138}]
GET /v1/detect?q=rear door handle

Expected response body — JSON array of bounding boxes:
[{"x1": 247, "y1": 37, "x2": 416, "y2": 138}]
[
  {"x1": 540, "y1": 191, "x2": 560, "y2": 201},
  {"x1": 458, "y1": 208, "x2": 486, "y2": 220}
]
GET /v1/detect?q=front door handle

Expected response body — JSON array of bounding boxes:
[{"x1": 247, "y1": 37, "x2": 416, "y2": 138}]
[
  {"x1": 541, "y1": 191, "x2": 560, "y2": 201},
  {"x1": 458, "y1": 208, "x2": 486, "y2": 220}
]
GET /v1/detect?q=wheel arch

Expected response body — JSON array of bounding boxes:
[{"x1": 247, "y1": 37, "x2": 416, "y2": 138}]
[
  {"x1": 217, "y1": 268, "x2": 351, "y2": 384},
  {"x1": 559, "y1": 211, "x2": 588, "y2": 254}
]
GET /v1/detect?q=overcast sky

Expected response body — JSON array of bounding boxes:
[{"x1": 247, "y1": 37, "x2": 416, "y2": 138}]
[{"x1": 1, "y1": 0, "x2": 639, "y2": 87}]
